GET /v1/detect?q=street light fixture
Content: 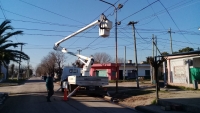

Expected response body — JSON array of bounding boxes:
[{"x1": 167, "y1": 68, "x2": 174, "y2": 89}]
[{"x1": 100, "y1": 0, "x2": 123, "y2": 93}]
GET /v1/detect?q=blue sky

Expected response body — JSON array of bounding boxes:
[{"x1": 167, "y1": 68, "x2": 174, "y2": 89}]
[{"x1": 0, "y1": 0, "x2": 200, "y2": 70}]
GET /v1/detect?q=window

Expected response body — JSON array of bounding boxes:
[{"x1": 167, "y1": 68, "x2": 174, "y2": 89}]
[{"x1": 112, "y1": 71, "x2": 116, "y2": 76}]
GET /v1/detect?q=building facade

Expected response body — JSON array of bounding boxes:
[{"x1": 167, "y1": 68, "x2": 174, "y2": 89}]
[
  {"x1": 90, "y1": 62, "x2": 150, "y2": 80},
  {"x1": 166, "y1": 53, "x2": 200, "y2": 88}
]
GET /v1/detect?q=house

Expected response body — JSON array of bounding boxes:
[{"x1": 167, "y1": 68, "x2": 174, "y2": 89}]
[
  {"x1": 165, "y1": 50, "x2": 200, "y2": 88},
  {"x1": 90, "y1": 60, "x2": 150, "y2": 80}
]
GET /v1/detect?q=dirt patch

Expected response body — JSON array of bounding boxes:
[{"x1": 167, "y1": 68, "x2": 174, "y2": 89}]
[{"x1": 105, "y1": 85, "x2": 200, "y2": 108}]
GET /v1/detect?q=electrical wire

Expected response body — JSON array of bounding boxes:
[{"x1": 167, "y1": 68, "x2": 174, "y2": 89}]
[
  {"x1": 0, "y1": 17, "x2": 85, "y2": 28},
  {"x1": 61, "y1": 0, "x2": 121, "y2": 61},
  {"x1": 120, "y1": 0, "x2": 159, "y2": 22},
  {"x1": 158, "y1": 0, "x2": 195, "y2": 48},
  {"x1": 81, "y1": 0, "x2": 130, "y2": 53},
  {"x1": 146, "y1": 0, "x2": 166, "y2": 29},
  {"x1": 19, "y1": 0, "x2": 86, "y2": 25},
  {"x1": 0, "y1": 0, "x2": 6, "y2": 19},
  {"x1": 139, "y1": 0, "x2": 197, "y2": 23},
  {"x1": 0, "y1": 0, "x2": 19, "y2": 42},
  {"x1": 135, "y1": 29, "x2": 152, "y2": 42}
]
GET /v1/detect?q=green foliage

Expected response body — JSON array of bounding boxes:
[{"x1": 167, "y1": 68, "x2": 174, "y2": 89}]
[
  {"x1": 151, "y1": 98, "x2": 157, "y2": 104},
  {"x1": 178, "y1": 47, "x2": 194, "y2": 53},
  {"x1": 0, "y1": 20, "x2": 30, "y2": 64},
  {"x1": 167, "y1": 85, "x2": 200, "y2": 91},
  {"x1": 161, "y1": 52, "x2": 169, "y2": 55}
]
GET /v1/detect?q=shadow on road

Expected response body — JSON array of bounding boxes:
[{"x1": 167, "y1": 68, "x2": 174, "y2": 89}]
[{"x1": 0, "y1": 92, "x2": 136, "y2": 113}]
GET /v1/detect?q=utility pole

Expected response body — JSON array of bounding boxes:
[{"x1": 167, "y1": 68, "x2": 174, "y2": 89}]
[
  {"x1": 123, "y1": 46, "x2": 126, "y2": 81},
  {"x1": 168, "y1": 28, "x2": 175, "y2": 54},
  {"x1": 128, "y1": 21, "x2": 139, "y2": 88},
  {"x1": 100, "y1": 0, "x2": 123, "y2": 93},
  {"x1": 155, "y1": 36, "x2": 157, "y2": 57},
  {"x1": 151, "y1": 34, "x2": 155, "y2": 84},
  {"x1": 77, "y1": 49, "x2": 82, "y2": 55},
  {"x1": 17, "y1": 44, "x2": 23, "y2": 80}
]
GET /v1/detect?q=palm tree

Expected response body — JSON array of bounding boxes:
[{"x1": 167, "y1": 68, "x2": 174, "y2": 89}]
[{"x1": 0, "y1": 20, "x2": 29, "y2": 80}]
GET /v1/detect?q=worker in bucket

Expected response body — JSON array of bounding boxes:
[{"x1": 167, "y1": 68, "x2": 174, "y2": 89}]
[{"x1": 46, "y1": 73, "x2": 54, "y2": 102}]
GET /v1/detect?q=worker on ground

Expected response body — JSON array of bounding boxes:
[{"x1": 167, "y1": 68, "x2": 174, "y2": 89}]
[{"x1": 46, "y1": 73, "x2": 54, "y2": 102}]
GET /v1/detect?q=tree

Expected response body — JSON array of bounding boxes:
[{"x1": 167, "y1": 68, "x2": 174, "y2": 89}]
[
  {"x1": 178, "y1": 47, "x2": 194, "y2": 53},
  {"x1": 0, "y1": 20, "x2": 29, "y2": 80},
  {"x1": 51, "y1": 51, "x2": 66, "y2": 79},
  {"x1": 113, "y1": 57, "x2": 125, "y2": 63},
  {"x1": 93, "y1": 52, "x2": 112, "y2": 63},
  {"x1": 35, "y1": 64, "x2": 47, "y2": 77},
  {"x1": 161, "y1": 52, "x2": 169, "y2": 56},
  {"x1": 36, "y1": 51, "x2": 67, "y2": 79}
]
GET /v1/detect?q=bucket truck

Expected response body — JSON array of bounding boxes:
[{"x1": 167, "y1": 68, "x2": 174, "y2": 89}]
[{"x1": 53, "y1": 14, "x2": 112, "y2": 95}]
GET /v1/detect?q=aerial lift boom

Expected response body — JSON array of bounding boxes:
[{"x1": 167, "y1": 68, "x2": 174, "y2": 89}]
[{"x1": 53, "y1": 14, "x2": 112, "y2": 76}]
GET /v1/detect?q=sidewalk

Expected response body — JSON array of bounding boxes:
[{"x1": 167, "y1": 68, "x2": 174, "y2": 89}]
[
  {"x1": 135, "y1": 97, "x2": 200, "y2": 113},
  {"x1": 135, "y1": 104, "x2": 185, "y2": 113},
  {"x1": 106, "y1": 82, "x2": 200, "y2": 113}
]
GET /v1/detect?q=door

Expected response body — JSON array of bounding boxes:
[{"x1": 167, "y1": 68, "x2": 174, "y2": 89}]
[{"x1": 119, "y1": 70, "x2": 123, "y2": 80}]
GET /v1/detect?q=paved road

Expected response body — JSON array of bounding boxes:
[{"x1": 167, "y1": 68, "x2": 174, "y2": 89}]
[{"x1": 0, "y1": 77, "x2": 140, "y2": 113}]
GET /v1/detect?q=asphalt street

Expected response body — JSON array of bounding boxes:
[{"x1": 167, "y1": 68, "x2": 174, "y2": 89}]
[{"x1": 0, "y1": 77, "x2": 141, "y2": 113}]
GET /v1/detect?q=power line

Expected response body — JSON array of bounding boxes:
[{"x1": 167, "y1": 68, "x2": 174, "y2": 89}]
[
  {"x1": 80, "y1": 0, "x2": 122, "y2": 52},
  {"x1": 61, "y1": 0, "x2": 121, "y2": 60},
  {"x1": 0, "y1": 17, "x2": 84, "y2": 28},
  {"x1": 120, "y1": 0, "x2": 159, "y2": 22},
  {"x1": 147, "y1": 0, "x2": 166, "y2": 30},
  {"x1": 138, "y1": 0, "x2": 196, "y2": 23},
  {"x1": 158, "y1": 0, "x2": 195, "y2": 48},
  {"x1": 2, "y1": 8, "x2": 86, "y2": 29},
  {"x1": 0, "y1": 1, "x2": 19, "y2": 43},
  {"x1": 136, "y1": 17, "x2": 156, "y2": 26},
  {"x1": 0, "y1": 0, "x2": 6, "y2": 19},
  {"x1": 19, "y1": 0, "x2": 86, "y2": 25},
  {"x1": 135, "y1": 28, "x2": 151, "y2": 42}
]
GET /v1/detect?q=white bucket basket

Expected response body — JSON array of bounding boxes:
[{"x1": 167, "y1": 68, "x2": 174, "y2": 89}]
[{"x1": 99, "y1": 20, "x2": 112, "y2": 37}]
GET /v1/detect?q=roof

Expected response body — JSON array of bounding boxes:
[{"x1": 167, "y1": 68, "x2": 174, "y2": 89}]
[{"x1": 163, "y1": 50, "x2": 200, "y2": 60}]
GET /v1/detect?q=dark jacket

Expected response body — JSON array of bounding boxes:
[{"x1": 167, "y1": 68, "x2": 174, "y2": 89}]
[{"x1": 46, "y1": 76, "x2": 54, "y2": 90}]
